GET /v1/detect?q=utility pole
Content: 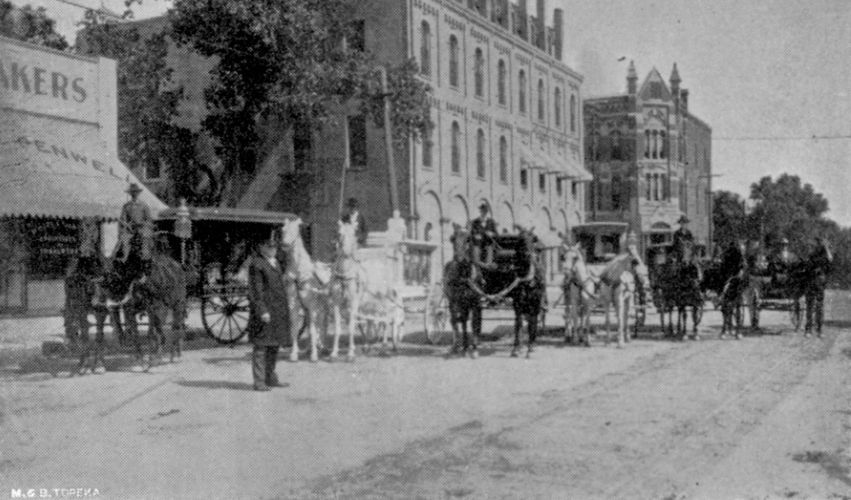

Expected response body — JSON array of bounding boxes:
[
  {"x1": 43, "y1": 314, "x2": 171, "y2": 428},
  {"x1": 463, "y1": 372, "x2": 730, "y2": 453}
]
[{"x1": 379, "y1": 66, "x2": 399, "y2": 213}]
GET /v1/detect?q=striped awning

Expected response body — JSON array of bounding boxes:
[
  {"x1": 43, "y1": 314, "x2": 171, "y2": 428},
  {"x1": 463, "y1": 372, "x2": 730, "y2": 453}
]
[{"x1": 0, "y1": 114, "x2": 166, "y2": 220}]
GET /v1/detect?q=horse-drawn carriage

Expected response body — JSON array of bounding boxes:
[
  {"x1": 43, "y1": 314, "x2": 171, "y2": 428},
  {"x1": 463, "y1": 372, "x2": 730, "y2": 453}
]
[
  {"x1": 424, "y1": 227, "x2": 547, "y2": 357},
  {"x1": 156, "y1": 206, "x2": 298, "y2": 344},
  {"x1": 645, "y1": 243, "x2": 704, "y2": 338}
]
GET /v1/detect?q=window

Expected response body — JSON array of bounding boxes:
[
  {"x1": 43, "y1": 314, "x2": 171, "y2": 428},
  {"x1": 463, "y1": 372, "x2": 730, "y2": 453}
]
[
  {"x1": 347, "y1": 20, "x2": 365, "y2": 52},
  {"x1": 644, "y1": 130, "x2": 651, "y2": 158},
  {"x1": 652, "y1": 130, "x2": 659, "y2": 159},
  {"x1": 662, "y1": 174, "x2": 669, "y2": 200},
  {"x1": 474, "y1": 48, "x2": 485, "y2": 97},
  {"x1": 144, "y1": 161, "x2": 161, "y2": 181},
  {"x1": 659, "y1": 131, "x2": 667, "y2": 159},
  {"x1": 424, "y1": 222, "x2": 433, "y2": 242},
  {"x1": 520, "y1": 168, "x2": 528, "y2": 189},
  {"x1": 518, "y1": 70, "x2": 526, "y2": 113},
  {"x1": 539, "y1": 173, "x2": 546, "y2": 192},
  {"x1": 422, "y1": 126, "x2": 434, "y2": 168},
  {"x1": 556, "y1": 178, "x2": 563, "y2": 197},
  {"x1": 537, "y1": 79, "x2": 545, "y2": 121},
  {"x1": 570, "y1": 94, "x2": 576, "y2": 133},
  {"x1": 499, "y1": 136, "x2": 508, "y2": 183},
  {"x1": 476, "y1": 129, "x2": 486, "y2": 178},
  {"x1": 420, "y1": 21, "x2": 431, "y2": 77},
  {"x1": 348, "y1": 114, "x2": 367, "y2": 168},
  {"x1": 451, "y1": 121, "x2": 461, "y2": 173},
  {"x1": 646, "y1": 173, "x2": 652, "y2": 200},
  {"x1": 554, "y1": 87, "x2": 562, "y2": 127},
  {"x1": 449, "y1": 35, "x2": 460, "y2": 87},
  {"x1": 610, "y1": 130, "x2": 622, "y2": 160},
  {"x1": 611, "y1": 174, "x2": 623, "y2": 210},
  {"x1": 497, "y1": 59, "x2": 507, "y2": 105},
  {"x1": 571, "y1": 182, "x2": 578, "y2": 199}
]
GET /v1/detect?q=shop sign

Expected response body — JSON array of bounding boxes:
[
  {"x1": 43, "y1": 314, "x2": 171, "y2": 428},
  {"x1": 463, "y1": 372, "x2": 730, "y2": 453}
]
[
  {"x1": 0, "y1": 36, "x2": 99, "y2": 124},
  {"x1": 27, "y1": 219, "x2": 80, "y2": 278}
]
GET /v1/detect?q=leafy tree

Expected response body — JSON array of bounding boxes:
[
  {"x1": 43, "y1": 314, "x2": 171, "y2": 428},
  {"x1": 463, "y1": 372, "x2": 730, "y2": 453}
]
[
  {"x1": 712, "y1": 190, "x2": 748, "y2": 251},
  {"x1": 748, "y1": 174, "x2": 829, "y2": 254},
  {"x1": 168, "y1": 0, "x2": 432, "y2": 203},
  {"x1": 0, "y1": 0, "x2": 68, "y2": 50},
  {"x1": 76, "y1": 16, "x2": 205, "y2": 204}
]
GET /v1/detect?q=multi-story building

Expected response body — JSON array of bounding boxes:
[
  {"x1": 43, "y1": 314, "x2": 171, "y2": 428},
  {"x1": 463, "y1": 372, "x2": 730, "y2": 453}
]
[
  {"x1": 110, "y1": 0, "x2": 590, "y2": 273},
  {"x1": 584, "y1": 62, "x2": 712, "y2": 256}
]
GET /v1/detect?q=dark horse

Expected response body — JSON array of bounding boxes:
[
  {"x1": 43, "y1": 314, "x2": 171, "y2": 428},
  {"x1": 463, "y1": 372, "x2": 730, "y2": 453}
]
[
  {"x1": 484, "y1": 229, "x2": 546, "y2": 358},
  {"x1": 787, "y1": 238, "x2": 833, "y2": 337},
  {"x1": 443, "y1": 226, "x2": 486, "y2": 358},
  {"x1": 76, "y1": 248, "x2": 187, "y2": 373},
  {"x1": 655, "y1": 244, "x2": 703, "y2": 340}
]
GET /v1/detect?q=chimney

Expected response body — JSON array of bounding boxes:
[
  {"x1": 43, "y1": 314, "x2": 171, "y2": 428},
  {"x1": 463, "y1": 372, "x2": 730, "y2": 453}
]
[
  {"x1": 536, "y1": 0, "x2": 546, "y2": 49},
  {"x1": 681, "y1": 89, "x2": 689, "y2": 113},
  {"x1": 517, "y1": 0, "x2": 528, "y2": 40},
  {"x1": 553, "y1": 8, "x2": 564, "y2": 61},
  {"x1": 627, "y1": 60, "x2": 638, "y2": 95}
]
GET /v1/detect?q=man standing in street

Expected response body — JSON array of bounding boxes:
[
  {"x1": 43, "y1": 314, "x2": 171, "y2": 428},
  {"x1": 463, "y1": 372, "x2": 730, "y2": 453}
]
[
  {"x1": 341, "y1": 197, "x2": 368, "y2": 247},
  {"x1": 247, "y1": 237, "x2": 289, "y2": 391}
]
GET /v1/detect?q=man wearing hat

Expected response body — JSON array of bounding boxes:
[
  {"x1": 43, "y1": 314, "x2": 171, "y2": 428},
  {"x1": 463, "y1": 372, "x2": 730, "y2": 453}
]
[
  {"x1": 246, "y1": 236, "x2": 290, "y2": 391},
  {"x1": 114, "y1": 183, "x2": 154, "y2": 279},
  {"x1": 341, "y1": 197, "x2": 368, "y2": 247},
  {"x1": 769, "y1": 237, "x2": 799, "y2": 287},
  {"x1": 671, "y1": 214, "x2": 694, "y2": 262},
  {"x1": 470, "y1": 203, "x2": 498, "y2": 269}
]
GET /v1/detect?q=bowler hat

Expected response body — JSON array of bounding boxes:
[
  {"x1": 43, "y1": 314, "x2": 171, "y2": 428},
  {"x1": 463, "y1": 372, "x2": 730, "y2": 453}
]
[
  {"x1": 677, "y1": 215, "x2": 690, "y2": 224},
  {"x1": 126, "y1": 183, "x2": 143, "y2": 195}
]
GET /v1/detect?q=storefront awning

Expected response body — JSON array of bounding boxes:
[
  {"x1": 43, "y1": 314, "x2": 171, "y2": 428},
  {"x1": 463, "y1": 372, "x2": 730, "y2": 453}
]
[
  {"x1": 518, "y1": 143, "x2": 549, "y2": 170},
  {"x1": 555, "y1": 154, "x2": 593, "y2": 182},
  {"x1": 0, "y1": 116, "x2": 166, "y2": 220}
]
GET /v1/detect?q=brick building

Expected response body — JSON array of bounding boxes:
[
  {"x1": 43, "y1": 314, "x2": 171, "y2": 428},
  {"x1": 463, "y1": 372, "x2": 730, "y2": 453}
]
[
  {"x1": 110, "y1": 0, "x2": 590, "y2": 272},
  {"x1": 584, "y1": 62, "x2": 712, "y2": 256}
]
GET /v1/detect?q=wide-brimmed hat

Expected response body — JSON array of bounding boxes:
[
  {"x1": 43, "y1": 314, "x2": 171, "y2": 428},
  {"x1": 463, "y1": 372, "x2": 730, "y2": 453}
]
[
  {"x1": 346, "y1": 197, "x2": 359, "y2": 209},
  {"x1": 478, "y1": 203, "x2": 489, "y2": 212},
  {"x1": 677, "y1": 215, "x2": 690, "y2": 224},
  {"x1": 126, "y1": 183, "x2": 143, "y2": 195}
]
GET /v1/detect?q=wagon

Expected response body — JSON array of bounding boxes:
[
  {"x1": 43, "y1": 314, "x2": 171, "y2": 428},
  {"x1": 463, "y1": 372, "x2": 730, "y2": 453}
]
[
  {"x1": 156, "y1": 206, "x2": 297, "y2": 344},
  {"x1": 645, "y1": 243, "x2": 705, "y2": 328},
  {"x1": 749, "y1": 264, "x2": 803, "y2": 330}
]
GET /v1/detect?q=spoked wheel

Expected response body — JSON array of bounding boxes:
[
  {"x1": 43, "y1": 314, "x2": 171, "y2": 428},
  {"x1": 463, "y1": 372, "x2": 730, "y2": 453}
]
[
  {"x1": 202, "y1": 293, "x2": 250, "y2": 344},
  {"x1": 424, "y1": 283, "x2": 451, "y2": 345}
]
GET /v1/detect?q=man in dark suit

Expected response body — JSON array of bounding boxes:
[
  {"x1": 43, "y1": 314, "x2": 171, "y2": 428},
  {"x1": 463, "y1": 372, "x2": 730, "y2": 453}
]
[
  {"x1": 247, "y1": 237, "x2": 290, "y2": 391},
  {"x1": 671, "y1": 215, "x2": 694, "y2": 262},
  {"x1": 341, "y1": 197, "x2": 368, "y2": 247},
  {"x1": 470, "y1": 203, "x2": 498, "y2": 269}
]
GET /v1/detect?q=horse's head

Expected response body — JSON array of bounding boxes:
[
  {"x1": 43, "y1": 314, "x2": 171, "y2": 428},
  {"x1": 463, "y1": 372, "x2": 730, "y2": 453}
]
[
  {"x1": 631, "y1": 256, "x2": 651, "y2": 293},
  {"x1": 281, "y1": 217, "x2": 302, "y2": 248},
  {"x1": 336, "y1": 219, "x2": 358, "y2": 258}
]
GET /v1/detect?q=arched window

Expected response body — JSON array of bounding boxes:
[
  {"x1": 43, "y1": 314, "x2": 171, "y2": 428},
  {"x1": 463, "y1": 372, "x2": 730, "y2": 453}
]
[
  {"x1": 449, "y1": 35, "x2": 460, "y2": 87},
  {"x1": 611, "y1": 174, "x2": 623, "y2": 210},
  {"x1": 474, "y1": 48, "x2": 484, "y2": 97},
  {"x1": 497, "y1": 59, "x2": 507, "y2": 105},
  {"x1": 659, "y1": 131, "x2": 667, "y2": 159},
  {"x1": 499, "y1": 136, "x2": 508, "y2": 183},
  {"x1": 451, "y1": 121, "x2": 461, "y2": 173},
  {"x1": 476, "y1": 128, "x2": 486, "y2": 178},
  {"x1": 422, "y1": 125, "x2": 433, "y2": 168},
  {"x1": 537, "y1": 79, "x2": 545, "y2": 121},
  {"x1": 420, "y1": 21, "x2": 431, "y2": 76},
  {"x1": 518, "y1": 70, "x2": 526, "y2": 113},
  {"x1": 610, "y1": 130, "x2": 622, "y2": 160},
  {"x1": 644, "y1": 130, "x2": 651, "y2": 158},
  {"x1": 423, "y1": 222, "x2": 433, "y2": 242},
  {"x1": 570, "y1": 94, "x2": 576, "y2": 133},
  {"x1": 646, "y1": 173, "x2": 652, "y2": 200},
  {"x1": 554, "y1": 87, "x2": 562, "y2": 127},
  {"x1": 661, "y1": 174, "x2": 669, "y2": 200},
  {"x1": 651, "y1": 130, "x2": 659, "y2": 159}
]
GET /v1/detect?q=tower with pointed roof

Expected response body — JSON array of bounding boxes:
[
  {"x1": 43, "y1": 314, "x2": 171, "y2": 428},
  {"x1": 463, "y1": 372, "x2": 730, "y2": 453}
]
[{"x1": 583, "y1": 62, "x2": 713, "y2": 256}]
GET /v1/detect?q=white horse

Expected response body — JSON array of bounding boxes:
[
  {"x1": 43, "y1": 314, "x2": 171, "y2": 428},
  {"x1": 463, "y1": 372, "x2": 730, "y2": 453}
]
[
  {"x1": 562, "y1": 243, "x2": 596, "y2": 346},
  {"x1": 331, "y1": 221, "x2": 405, "y2": 360},
  {"x1": 595, "y1": 252, "x2": 651, "y2": 348},
  {"x1": 280, "y1": 217, "x2": 332, "y2": 362}
]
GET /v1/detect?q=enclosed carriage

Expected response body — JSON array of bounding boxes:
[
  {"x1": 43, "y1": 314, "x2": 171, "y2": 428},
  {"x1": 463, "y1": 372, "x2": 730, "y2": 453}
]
[{"x1": 156, "y1": 207, "x2": 297, "y2": 344}]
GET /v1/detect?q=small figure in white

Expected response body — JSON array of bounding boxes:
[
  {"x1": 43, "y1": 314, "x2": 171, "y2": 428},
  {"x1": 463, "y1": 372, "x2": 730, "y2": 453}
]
[{"x1": 385, "y1": 209, "x2": 407, "y2": 283}]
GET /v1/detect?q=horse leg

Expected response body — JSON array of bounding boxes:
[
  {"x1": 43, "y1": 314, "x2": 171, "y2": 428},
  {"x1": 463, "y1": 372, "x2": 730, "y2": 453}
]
[
  {"x1": 171, "y1": 305, "x2": 184, "y2": 362},
  {"x1": 308, "y1": 306, "x2": 320, "y2": 362},
  {"x1": 346, "y1": 292, "x2": 358, "y2": 361},
  {"x1": 145, "y1": 308, "x2": 162, "y2": 371},
  {"x1": 734, "y1": 301, "x2": 743, "y2": 340},
  {"x1": 526, "y1": 313, "x2": 537, "y2": 358},
  {"x1": 511, "y1": 311, "x2": 522, "y2": 357},
  {"x1": 815, "y1": 287, "x2": 825, "y2": 337},
  {"x1": 691, "y1": 305, "x2": 700, "y2": 339},
  {"x1": 804, "y1": 289, "x2": 815, "y2": 337}
]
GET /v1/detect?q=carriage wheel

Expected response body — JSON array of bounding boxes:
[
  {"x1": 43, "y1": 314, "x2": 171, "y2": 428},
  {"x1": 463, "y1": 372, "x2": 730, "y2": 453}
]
[
  {"x1": 202, "y1": 293, "x2": 250, "y2": 344},
  {"x1": 789, "y1": 299, "x2": 802, "y2": 331},
  {"x1": 424, "y1": 283, "x2": 451, "y2": 345}
]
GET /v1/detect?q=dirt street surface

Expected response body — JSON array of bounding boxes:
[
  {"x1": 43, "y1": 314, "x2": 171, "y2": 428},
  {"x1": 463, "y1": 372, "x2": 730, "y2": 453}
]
[{"x1": 2, "y1": 294, "x2": 851, "y2": 499}]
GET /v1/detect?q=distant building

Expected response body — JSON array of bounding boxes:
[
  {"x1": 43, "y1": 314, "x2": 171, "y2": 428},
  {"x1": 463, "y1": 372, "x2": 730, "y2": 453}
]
[
  {"x1": 583, "y1": 62, "x2": 712, "y2": 256},
  {"x1": 101, "y1": 0, "x2": 590, "y2": 273}
]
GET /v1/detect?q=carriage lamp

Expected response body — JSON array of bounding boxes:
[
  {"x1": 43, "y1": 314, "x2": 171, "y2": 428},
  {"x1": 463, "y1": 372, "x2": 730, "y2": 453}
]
[{"x1": 174, "y1": 198, "x2": 192, "y2": 240}]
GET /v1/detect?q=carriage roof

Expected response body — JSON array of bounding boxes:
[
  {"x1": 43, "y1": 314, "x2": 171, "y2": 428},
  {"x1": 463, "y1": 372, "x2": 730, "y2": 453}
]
[{"x1": 158, "y1": 206, "x2": 298, "y2": 225}]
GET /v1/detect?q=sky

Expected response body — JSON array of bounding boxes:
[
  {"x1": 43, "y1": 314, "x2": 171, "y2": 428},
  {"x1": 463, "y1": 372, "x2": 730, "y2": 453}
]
[{"x1": 15, "y1": 0, "x2": 851, "y2": 225}]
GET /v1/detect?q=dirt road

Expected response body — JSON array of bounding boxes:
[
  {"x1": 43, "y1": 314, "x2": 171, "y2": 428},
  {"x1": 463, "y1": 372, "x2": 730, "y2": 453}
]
[{"x1": 2, "y1": 298, "x2": 850, "y2": 499}]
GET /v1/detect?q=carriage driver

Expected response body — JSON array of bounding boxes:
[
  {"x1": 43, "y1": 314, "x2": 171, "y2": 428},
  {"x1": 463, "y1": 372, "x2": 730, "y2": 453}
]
[
  {"x1": 671, "y1": 215, "x2": 694, "y2": 262},
  {"x1": 768, "y1": 237, "x2": 799, "y2": 284},
  {"x1": 471, "y1": 203, "x2": 498, "y2": 270},
  {"x1": 113, "y1": 183, "x2": 154, "y2": 281},
  {"x1": 341, "y1": 197, "x2": 368, "y2": 248}
]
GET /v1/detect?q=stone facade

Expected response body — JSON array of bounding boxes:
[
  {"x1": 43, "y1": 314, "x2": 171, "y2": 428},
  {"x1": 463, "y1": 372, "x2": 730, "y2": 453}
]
[{"x1": 584, "y1": 62, "x2": 712, "y2": 256}]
